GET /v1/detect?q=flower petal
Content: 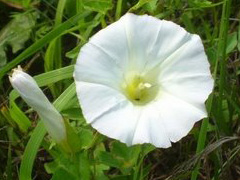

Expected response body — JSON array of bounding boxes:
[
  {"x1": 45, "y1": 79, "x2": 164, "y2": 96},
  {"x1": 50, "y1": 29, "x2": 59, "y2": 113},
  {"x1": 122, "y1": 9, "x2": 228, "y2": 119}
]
[
  {"x1": 158, "y1": 35, "x2": 213, "y2": 110},
  {"x1": 131, "y1": 104, "x2": 172, "y2": 148},
  {"x1": 76, "y1": 81, "x2": 172, "y2": 148},
  {"x1": 121, "y1": 13, "x2": 191, "y2": 73},
  {"x1": 76, "y1": 81, "x2": 141, "y2": 145},
  {"x1": 154, "y1": 91, "x2": 207, "y2": 142},
  {"x1": 76, "y1": 81, "x2": 127, "y2": 123},
  {"x1": 74, "y1": 15, "x2": 130, "y2": 90},
  {"x1": 74, "y1": 13, "x2": 192, "y2": 87}
]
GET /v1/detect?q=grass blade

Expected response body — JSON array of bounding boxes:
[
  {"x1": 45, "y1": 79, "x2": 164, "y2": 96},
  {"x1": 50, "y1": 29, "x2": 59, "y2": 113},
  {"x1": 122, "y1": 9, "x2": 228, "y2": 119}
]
[
  {"x1": 19, "y1": 121, "x2": 46, "y2": 180},
  {"x1": 191, "y1": 0, "x2": 231, "y2": 179}
]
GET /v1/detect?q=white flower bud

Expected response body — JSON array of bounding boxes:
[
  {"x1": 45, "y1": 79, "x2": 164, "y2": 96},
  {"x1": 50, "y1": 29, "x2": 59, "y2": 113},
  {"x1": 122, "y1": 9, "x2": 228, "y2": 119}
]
[{"x1": 9, "y1": 66, "x2": 67, "y2": 144}]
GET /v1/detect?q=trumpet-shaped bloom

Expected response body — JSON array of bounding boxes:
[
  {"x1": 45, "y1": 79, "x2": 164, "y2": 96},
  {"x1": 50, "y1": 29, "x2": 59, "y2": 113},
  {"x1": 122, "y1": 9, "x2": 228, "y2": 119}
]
[
  {"x1": 9, "y1": 66, "x2": 66, "y2": 144},
  {"x1": 74, "y1": 13, "x2": 214, "y2": 148}
]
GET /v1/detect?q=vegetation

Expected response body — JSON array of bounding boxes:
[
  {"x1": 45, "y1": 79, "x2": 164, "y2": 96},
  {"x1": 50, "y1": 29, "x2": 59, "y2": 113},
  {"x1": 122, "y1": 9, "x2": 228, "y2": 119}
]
[{"x1": 0, "y1": 0, "x2": 240, "y2": 179}]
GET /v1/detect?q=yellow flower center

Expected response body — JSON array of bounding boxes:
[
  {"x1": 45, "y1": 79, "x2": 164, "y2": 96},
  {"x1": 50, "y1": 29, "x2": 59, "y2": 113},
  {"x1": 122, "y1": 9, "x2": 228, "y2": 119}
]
[{"x1": 123, "y1": 74, "x2": 159, "y2": 105}]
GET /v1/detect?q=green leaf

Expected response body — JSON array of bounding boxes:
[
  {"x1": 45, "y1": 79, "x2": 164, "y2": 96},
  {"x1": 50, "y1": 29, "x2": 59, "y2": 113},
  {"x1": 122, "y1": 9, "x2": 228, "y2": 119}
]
[
  {"x1": 112, "y1": 142, "x2": 132, "y2": 160},
  {"x1": 44, "y1": 150, "x2": 77, "y2": 176},
  {"x1": 0, "y1": 106, "x2": 15, "y2": 127},
  {"x1": 188, "y1": 0, "x2": 223, "y2": 9},
  {"x1": 0, "y1": 11, "x2": 37, "y2": 53},
  {"x1": 9, "y1": 100, "x2": 31, "y2": 132},
  {"x1": 141, "y1": 144, "x2": 155, "y2": 157},
  {"x1": 78, "y1": 128, "x2": 94, "y2": 148},
  {"x1": 78, "y1": 151, "x2": 92, "y2": 179},
  {"x1": 192, "y1": 0, "x2": 212, "y2": 7},
  {"x1": 63, "y1": 117, "x2": 82, "y2": 152},
  {"x1": 98, "y1": 151, "x2": 123, "y2": 169},
  {"x1": 44, "y1": 160, "x2": 59, "y2": 174},
  {"x1": 66, "y1": 44, "x2": 82, "y2": 59},
  {"x1": 226, "y1": 32, "x2": 237, "y2": 54},
  {"x1": 112, "y1": 142, "x2": 149, "y2": 167},
  {"x1": 2, "y1": 0, "x2": 34, "y2": 8},
  {"x1": 0, "y1": 11, "x2": 37, "y2": 67},
  {"x1": 61, "y1": 108, "x2": 83, "y2": 120},
  {"x1": 0, "y1": 47, "x2": 6, "y2": 68},
  {"x1": 8, "y1": 12, "x2": 38, "y2": 53},
  {"x1": 19, "y1": 121, "x2": 46, "y2": 180},
  {"x1": 35, "y1": 25, "x2": 52, "y2": 41},
  {"x1": 51, "y1": 168, "x2": 76, "y2": 180},
  {"x1": 83, "y1": 0, "x2": 113, "y2": 14},
  {"x1": 142, "y1": 0, "x2": 158, "y2": 13},
  {"x1": 98, "y1": 141, "x2": 151, "y2": 172},
  {"x1": 36, "y1": 65, "x2": 74, "y2": 86},
  {"x1": 129, "y1": 0, "x2": 155, "y2": 11},
  {"x1": 95, "y1": 164, "x2": 109, "y2": 180},
  {"x1": 0, "y1": 11, "x2": 90, "y2": 80}
]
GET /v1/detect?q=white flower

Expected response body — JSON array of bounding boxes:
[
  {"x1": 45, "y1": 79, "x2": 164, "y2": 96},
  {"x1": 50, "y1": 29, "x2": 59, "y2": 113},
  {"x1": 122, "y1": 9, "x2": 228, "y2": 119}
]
[
  {"x1": 9, "y1": 66, "x2": 67, "y2": 144},
  {"x1": 74, "y1": 13, "x2": 214, "y2": 148}
]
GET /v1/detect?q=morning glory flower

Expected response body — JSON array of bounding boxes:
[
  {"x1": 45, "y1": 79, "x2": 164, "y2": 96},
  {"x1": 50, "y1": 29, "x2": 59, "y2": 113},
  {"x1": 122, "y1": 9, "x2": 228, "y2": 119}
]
[
  {"x1": 74, "y1": 13, "x2": 214, "y2": 148},
  {"x1": 9, "y1": 66, "x2": 67, "y2": 145}
]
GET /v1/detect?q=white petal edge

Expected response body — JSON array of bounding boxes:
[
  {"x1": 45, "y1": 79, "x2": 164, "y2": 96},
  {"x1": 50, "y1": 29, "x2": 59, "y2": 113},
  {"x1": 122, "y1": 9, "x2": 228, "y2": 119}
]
[
  {"x1": 156, "y1": 34, "x2": 214, "y2": 110},
  {"x1": 153, "y1": 91, "x2": 208, "y2": 142}
]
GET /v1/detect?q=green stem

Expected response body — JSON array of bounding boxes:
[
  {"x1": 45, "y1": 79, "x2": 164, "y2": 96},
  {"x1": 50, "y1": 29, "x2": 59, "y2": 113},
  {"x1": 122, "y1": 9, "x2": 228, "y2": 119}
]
[
  {"x1": 115, "y1": 0, "x2": 123, "y2": 20},
  {"x1": 217, "y1": 0, "x2": 231, "y2": 132},
  {"x1": 133, "y1": 147, "x2": 144, "y2": 180}
]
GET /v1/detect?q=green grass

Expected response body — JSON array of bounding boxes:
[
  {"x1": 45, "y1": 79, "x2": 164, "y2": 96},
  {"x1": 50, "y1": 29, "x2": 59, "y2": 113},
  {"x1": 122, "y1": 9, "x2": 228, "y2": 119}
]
[{"x1": 0, "y1": 0, "x2": 240, "y2": 179}]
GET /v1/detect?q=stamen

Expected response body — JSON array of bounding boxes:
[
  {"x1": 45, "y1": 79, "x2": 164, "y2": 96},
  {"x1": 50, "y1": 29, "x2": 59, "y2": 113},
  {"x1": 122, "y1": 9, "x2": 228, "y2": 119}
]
[{"x1": 123, "y1": 74, "x2": 158, "y2": 105}]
